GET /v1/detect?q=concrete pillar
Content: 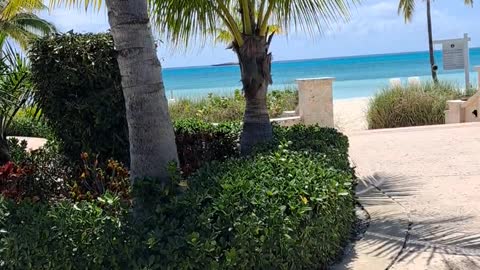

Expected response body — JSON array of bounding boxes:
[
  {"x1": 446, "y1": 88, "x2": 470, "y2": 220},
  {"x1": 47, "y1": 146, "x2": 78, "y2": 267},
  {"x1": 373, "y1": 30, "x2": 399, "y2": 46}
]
[
  {"x1": 296, "y1": 77, "x2": 335, "y2": 127},
  {"x1": 445, "y1": 100, "x2": 465, "y2": 124},
  {"x1": 476, "y1": 66, "x2": 480, "y2": 90}
]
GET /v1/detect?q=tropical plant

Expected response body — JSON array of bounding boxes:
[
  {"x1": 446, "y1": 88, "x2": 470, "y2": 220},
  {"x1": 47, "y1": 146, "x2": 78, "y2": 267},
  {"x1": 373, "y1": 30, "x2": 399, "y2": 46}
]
[
  {"x1": 0, "y1": 0, "x2": 57, "y2": 49},
  {"x1": 367, "y1": 81, "x2": 475, "y2": 129},
  {"x1": 398, "y1": 0, "x2": 473, "y2": 82},
  {"x1": 0, "y1": 45, "x2": 34, "y2": 165},
  {"x1": 48, "y1": 0, "x2": 179, "y2": 212},
  {"x1": 150, "y1": 0, "x2": 357, "y2": 154}
]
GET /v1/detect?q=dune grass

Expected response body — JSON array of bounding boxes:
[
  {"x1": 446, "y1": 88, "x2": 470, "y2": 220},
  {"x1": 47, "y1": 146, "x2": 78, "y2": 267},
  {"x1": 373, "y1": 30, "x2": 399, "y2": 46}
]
[
  {"x1": 169, "y1": 88, "x2": 298, "y2": 122},
  {"x1": 367, "y1": 81, "x2": 475, "y2": 129}
]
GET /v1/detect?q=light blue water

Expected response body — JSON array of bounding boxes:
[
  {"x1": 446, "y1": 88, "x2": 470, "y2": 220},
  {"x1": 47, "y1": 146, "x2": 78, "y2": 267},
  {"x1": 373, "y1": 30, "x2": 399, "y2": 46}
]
[{"x1": 162, "y1": 48, "x2": 480, "y2": 100}]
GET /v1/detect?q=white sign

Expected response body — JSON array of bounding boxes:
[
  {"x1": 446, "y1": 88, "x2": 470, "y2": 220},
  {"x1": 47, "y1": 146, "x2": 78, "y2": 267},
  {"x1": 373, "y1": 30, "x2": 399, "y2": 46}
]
[
  {"x1": 442, "y1": 41, "x2": 465, "y2": 70},
  {"x1": 434, "y1": 33, "x2": 471, "y2": 88}
]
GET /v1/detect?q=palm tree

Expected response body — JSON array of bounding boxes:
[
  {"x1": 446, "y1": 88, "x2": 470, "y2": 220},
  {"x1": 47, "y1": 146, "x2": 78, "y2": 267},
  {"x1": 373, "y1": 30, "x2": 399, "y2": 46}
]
[
  {"x1": 49, "y1": 0, "x2": 179, "y2": 187},
  {"x1": 0, "y1": 0, "x2": 57, "y2": 50},
  {"x1": 150, "y1": 0, "x2": 356, "y2": 155},
  {"x1": 398, "y1": 0, "x2": 473, "y2": 82}
]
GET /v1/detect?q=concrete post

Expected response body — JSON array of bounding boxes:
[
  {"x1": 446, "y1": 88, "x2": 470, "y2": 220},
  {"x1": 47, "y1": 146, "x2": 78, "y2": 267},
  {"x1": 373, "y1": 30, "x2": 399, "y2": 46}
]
[
  {"x1": 445, "y1": 100, "x2": 465, "y2": 124},
  {"x1": 296, "y1": 77, "x2": 335, "y2": 127}
]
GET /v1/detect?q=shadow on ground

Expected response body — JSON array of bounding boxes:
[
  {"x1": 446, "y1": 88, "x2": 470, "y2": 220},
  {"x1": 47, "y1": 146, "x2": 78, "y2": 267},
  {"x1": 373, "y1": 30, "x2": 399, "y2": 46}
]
[{"x1": 351, "y1": 172, "x2": 480, "y2": 269}]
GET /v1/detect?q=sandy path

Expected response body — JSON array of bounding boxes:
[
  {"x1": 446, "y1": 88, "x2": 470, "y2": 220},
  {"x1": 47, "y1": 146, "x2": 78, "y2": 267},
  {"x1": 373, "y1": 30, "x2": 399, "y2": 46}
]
[{"x1": 334, "y1": 97, "x2": 370, "y2": 134}]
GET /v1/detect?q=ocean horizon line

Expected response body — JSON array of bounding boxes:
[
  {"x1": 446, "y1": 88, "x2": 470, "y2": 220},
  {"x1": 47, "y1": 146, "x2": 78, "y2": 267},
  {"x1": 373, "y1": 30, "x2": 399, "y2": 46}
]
[{"x1": 163, "y1": 46, "x2": 480, "y2": 70}]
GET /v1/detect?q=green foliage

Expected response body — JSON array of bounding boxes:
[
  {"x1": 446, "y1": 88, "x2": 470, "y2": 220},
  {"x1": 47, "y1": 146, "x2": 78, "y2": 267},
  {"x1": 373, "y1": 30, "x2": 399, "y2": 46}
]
[
  {"x1": 367, "y1": 81, "x2": 474, "y2": 129},
  {"x1": 0, "y1": 139, "x2": 68, "y2": 202},
  {"x1": 0, "y1": 0, "x2": 57, "y2": 50},
  {"x1": 7, "y1": 108, "x2": 53, "y2": 138},
  {"x1": 169, "y1": 89, "x2": 298, "y2": 122},
  {"x1": 0, "y1": 194, "x2": 131, "y2": 270},
  {"x1": 0, "y1": 45, "x2": 34, "y2": 141},
  {"x1": 0, "y1": 125, "x2": 355, "y2": 269},
  {"x1": 6, "y1": 137, "x2": 29, "y2": 164},
  {"x1": 139, "y1": 147, "x2": 354, "y2": 269},
  {"x1": 174, "y1": 119, "x2": 241, "y2": 176},
  {"x1": 29, "y1": 33, "x2": 130, "y2": 163}
]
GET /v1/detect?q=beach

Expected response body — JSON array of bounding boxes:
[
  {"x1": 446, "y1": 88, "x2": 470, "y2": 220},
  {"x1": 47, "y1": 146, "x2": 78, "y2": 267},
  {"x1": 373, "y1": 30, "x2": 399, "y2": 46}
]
[{"x1": 334, "y1": 97, "x2": 370, "y2": 134}]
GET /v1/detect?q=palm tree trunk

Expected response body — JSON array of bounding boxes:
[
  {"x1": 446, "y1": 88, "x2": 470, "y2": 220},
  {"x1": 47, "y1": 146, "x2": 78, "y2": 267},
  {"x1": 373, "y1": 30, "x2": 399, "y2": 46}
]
[
  {"x1": 235, "y1": 35, "x2": 273, "y2": 155},
  {"x1": 0, "y1": 135, "x2": 9, "y2": 165},
  {"x1": 105, "y1": 0, "x2": 178, "y2": 184},
  {"x1": 426, "y1": 0, "x2": 438, "y2": 82}
]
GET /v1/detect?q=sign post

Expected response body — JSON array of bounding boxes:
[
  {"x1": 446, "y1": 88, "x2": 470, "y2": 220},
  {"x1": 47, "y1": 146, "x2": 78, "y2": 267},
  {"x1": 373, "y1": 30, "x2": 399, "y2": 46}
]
[{"x1": 434, "y1": 33, "x2": 471, "y2": 89}]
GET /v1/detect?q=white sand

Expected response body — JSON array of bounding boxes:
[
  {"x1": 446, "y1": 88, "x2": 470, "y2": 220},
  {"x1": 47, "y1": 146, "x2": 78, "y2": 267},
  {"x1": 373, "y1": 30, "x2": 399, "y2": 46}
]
[{"x1": 334, "y1": 97, "x2": 371, "y2": 134}]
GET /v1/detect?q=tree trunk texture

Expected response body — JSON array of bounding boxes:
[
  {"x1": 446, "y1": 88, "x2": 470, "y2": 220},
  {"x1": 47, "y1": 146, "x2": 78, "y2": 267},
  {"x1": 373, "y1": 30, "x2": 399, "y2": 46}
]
[
  {"x1": 0, "y1": 136, "x2": 9, "y2": 165},
  {"x1": 426, "y1": 0, "x2": 438, "y2": 82},
  {"x1": 105, "y1": 0, "x2": 178, "y2": 184},
  {"x1": 235, "y1": 35, "x2": 273, "y2": 155}
]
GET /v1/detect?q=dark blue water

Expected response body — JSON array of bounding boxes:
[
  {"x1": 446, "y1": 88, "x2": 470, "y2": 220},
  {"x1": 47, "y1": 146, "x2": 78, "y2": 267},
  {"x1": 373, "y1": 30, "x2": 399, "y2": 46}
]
[{"x1": 163, "y1": 48, "x2": 480, "y2": 100}]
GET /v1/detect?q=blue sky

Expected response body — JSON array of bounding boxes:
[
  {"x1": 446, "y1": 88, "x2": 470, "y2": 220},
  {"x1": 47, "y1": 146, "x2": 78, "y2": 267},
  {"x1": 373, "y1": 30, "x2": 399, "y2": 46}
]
[{"x1": 40, "y1": 1, "x2": 480, "y2": 68}]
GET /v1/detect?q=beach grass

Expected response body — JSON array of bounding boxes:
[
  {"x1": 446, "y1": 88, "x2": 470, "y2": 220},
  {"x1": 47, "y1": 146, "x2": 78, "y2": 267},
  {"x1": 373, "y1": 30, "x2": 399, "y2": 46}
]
[
  {"x1": 169, "y1": 88, "x2": 298, "y2": 122},
  {"x1": 367, "y1": 81, "x2": 475, "y2": 129}
]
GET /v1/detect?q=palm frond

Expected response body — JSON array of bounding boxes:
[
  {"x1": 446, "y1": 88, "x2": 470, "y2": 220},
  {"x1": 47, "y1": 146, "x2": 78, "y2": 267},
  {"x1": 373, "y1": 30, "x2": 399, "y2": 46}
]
[
  {"x1": 0, "y1": 43, "x2": 33, "y2": 135},
  {"x1": 0, "y1": 21, "x2": 35, "y2": 49},
  {"x1": 10, "y1": 12, "x2": 58, "y2": 34},
  {"x1": 398, "y1": 0, "x2": 415, "y2": 22},
  {"x1": 149, "y1": 0, "x2": 358, "y2": 48},
  {"x1": 399, "y1": 0, "x2": 473, "y2": 23},
  {"x1": 48, "y1": 0, "x2": 106, "y2": 13},
  {"x1": 149, "y1": 0, "x2": 219, "y2": 48},
  {"x1": 1, "y1": 0, "x2": 46, "y2": 20}
]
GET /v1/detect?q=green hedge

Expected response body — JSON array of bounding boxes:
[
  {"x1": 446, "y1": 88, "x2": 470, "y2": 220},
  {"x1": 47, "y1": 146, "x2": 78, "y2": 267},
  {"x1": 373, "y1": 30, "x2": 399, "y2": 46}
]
[
  {"x1": 0, "y1": 195, "x2": 130, "y2": 269},
  {"x1": 0, "y1": 125, "x2": 355, "y2": 269},
  {"x1": 30, "y1": 33, "x2": 130, "y2": 162},
  {"x1": 6, "y1": 116, "x2": 53, "y2": 138},
  {"x1": 174, "y1": 119, "x2": 241, "y2": 176}
]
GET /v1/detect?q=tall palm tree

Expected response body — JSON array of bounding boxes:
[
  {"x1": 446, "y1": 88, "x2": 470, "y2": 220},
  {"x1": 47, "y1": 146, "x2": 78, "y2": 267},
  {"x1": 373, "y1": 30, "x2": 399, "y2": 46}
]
[
  {"x1": 398, "y1": 0, "x2": 473, "y2": 82},
  {"x1": 0, "y1": 0, "x2": 57, "y2": 49},
  {"x1": 150, "y1": 0, "x2": 357, "y2": 155},
  {"x1": 49, "y1": 0, "x2": 179, "y2": 188}
]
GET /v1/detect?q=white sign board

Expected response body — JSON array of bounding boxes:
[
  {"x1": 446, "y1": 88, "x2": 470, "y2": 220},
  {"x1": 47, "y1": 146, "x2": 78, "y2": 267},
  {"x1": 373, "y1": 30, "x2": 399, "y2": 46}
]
[
  {"x1": 442, "y1": 41, "x2": 465, "y2": 70},
  {"x1": 434, "y1": 33, "x2": 471, "y2": 88}
]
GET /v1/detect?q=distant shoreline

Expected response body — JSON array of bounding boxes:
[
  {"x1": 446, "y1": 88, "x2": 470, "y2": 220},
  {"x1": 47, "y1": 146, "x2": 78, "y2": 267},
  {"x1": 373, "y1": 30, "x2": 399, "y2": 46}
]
[
  {"x1": 165, "y1": 47, "x2": 480, "y2": 70},
  {"x1": 211, "y1": 62, "x2": 238, "y2": 67}
]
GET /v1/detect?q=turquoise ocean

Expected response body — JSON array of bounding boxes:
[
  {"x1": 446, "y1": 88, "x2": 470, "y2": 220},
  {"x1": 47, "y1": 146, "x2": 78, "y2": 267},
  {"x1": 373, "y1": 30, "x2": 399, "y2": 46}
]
[{"x1": 162, "y1": 48, "x2": 480, "y2": 100}]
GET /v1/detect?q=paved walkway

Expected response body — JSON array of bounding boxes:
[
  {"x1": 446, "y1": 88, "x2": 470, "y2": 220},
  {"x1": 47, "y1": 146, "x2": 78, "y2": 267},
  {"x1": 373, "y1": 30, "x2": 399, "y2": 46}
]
[
  {"x1": 336, "y1": 123, "x2": 480, "y2": 270},
  {"x1": 8, "y1": 136, "x2": 47, "y2": 151}
]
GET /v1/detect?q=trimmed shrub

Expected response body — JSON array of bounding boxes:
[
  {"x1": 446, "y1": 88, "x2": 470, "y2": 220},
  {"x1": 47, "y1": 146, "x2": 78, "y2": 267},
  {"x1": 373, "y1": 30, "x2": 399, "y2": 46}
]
[
  {"x1": 0, "y1": 125, "x2": 355, "y2": 269},
  {"x1": 29, "y1": 33, "x2": 129, "y2": 163},
  {"x1": 0, "y1": 195, "x2": 131, "y2": 269},
  {"x1": 174, "y1": 119, "x2": 241, "y2": 176},
  {"x1": 141, "y1": 147, "x2": 355, "y2": 269},
  {"x1": 367, "y1": 81, "x2": 474, "y2": 129}
]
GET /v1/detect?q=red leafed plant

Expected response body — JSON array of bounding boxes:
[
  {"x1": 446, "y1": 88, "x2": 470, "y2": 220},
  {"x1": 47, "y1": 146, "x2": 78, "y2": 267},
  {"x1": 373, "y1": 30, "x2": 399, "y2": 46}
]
[{"x1": 0, "y1": 161, "x2": 29, "y2": 201}]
